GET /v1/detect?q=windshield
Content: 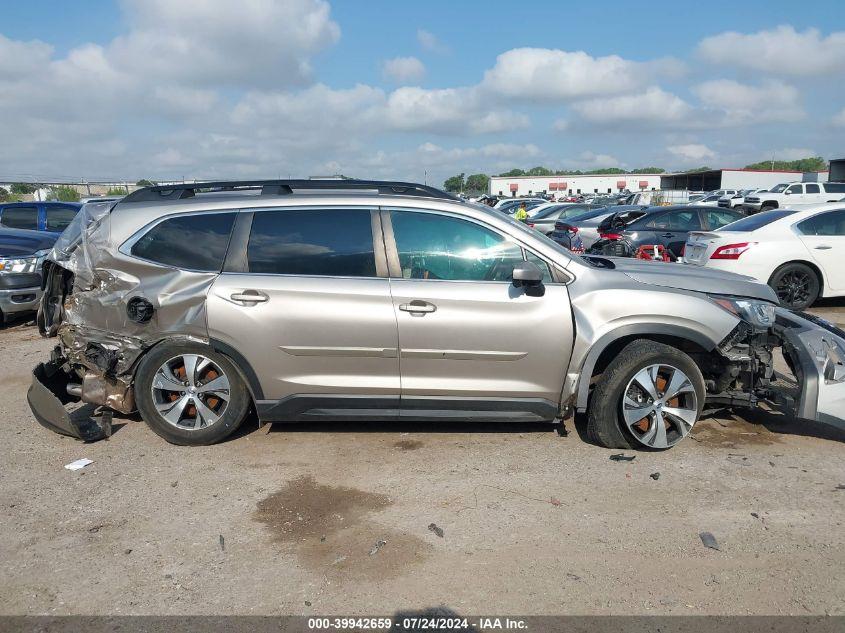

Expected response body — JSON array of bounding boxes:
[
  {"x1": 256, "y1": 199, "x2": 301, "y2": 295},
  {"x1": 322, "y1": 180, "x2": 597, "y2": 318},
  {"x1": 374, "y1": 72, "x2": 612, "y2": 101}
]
[
  {"x1": 769, "y1": 184, "x2": 789, "y2": 193},
  {"x1": 719, "y1": 209, "x2": 796, "y2": 232},
  {"x1": 567, "y1": 206, "x2": 612, "y2": 223},
  {"x1": 529, "y1": 204, "x2": 563, "y2": 219}
]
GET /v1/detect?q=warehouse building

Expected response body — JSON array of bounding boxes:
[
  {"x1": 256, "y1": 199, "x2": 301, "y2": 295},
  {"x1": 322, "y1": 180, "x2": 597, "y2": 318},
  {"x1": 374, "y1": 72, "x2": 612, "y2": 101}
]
[
  {"x1": 659, "y1": 168, "x2": 829, "y2": 191},
  {"x1": 488, "y1": 173, "x2": 662, "y2": 197}
]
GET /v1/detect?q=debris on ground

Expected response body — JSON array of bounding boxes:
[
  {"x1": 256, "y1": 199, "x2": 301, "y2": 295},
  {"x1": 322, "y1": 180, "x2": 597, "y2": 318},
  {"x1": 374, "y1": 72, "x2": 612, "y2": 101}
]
[
  {"x1": 171, "y1": 481, "x2": 178, "y2": 488},
  {"x1": 549, "y1": 496, "x2": 562, "y2": 507},
  {"x1": 650, "y1": 472, "x2": 660, "y2": 480},
  {"x1": 699, "y1": 532, "x2": 720, "y2": 551},
  {"x1": 368, "y1": 539, "x2": 387, "y2": 555},
  {"x1": 219, "y1": 534, "x2": 225, "y2": 551},
  {"x1": 124, "y1": 549, "x2": 132, "y2": 555},
  {"x1": 835, "y1": 484, "x2": 845, "y2": 491},
  {"x1": 64, "y1": 458, "x2": 93, "y2": 471},
  {"x1": 751, "y1": 512, "x2": 759, "y2": 519},
  {"x1": 428, "y1": 523, "x2": 445, "y2": 537},
  {"x1": 609, "y1": 453, "x2": 635, "y2": 462},
  {"x1": 556, "y1": 422, "x2": 568, "y2": 437},
  {"x1": 305, "y1": 600, "x2": 312, "y2": 607}
]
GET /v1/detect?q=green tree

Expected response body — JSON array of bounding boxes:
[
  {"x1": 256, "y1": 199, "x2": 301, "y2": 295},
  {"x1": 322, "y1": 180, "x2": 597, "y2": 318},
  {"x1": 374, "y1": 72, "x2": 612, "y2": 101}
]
[
  {"x1": 0, "y1": 187, "x2": 12, "y2": 202},
  {"x1": 629, "y1": 167, "x2": 665, "y2": 174},
  {"x1": 744, "y1": 156, "x2": 827, "y2": 172},
  {"x1": 587, "y1": 167, "x2": 626, "y2": 174},
  {"x1": 10, "y1": 183, "x2": 37, "y2": 195},
  {"x1": 136, "y1": 179, "x2": 156, "y2": 187},
  {"x1": 464, "y1": 173, "x2": 489, "y2": 193},
  {"x1": 497, "y1": 169, "x2": 526, "y2": 177},
  {"x1": 683, "y1": 166, "x2": 712, "y2": 173},
  {"x1": 107, "y1": 186, "x2": 128, "y2": 196},
  {"x1": 443, "y1": 173, "x2": 465, "y2": 192},
  {"x1": 48, "y1": 185, "x2": 80, "y2": 202},
  {"x1": 526, "y1": 166, "x2": 553, "y2": 176}
]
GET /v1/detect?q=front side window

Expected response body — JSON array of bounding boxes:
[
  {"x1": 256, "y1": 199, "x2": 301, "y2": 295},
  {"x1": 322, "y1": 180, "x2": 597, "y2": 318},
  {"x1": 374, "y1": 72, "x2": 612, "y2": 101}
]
[
  {"x1": 46, "y1": 206, "x2": 79, "y2": 232},
  {"x1": 1, "y1": 206, "x2": 38, "y2": 230},
  {"x1": 247, "y1": 208, "x2": 376, "y2": 277},
  {"x1": 390, "y1": 211, "x2": 524, "y2": 282},
  {"x1": 131, "y1": 212, "x2": 236, "y2": 271},
  {"x1": 787, "y1": 185, "x2": 803, "y2": 194},
  {"x1": 796, "y1": 210, "x2": 845, "y2": 236}
]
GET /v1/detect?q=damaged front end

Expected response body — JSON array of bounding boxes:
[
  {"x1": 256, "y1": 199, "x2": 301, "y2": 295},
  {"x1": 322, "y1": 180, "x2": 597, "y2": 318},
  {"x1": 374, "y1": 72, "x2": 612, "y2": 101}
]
[
  {"x1": 29, "y1": 200, "x2": 218, "y2": 441},
  {"x1": 706, "y1": 302, "x2": 845, "y2": 431}
]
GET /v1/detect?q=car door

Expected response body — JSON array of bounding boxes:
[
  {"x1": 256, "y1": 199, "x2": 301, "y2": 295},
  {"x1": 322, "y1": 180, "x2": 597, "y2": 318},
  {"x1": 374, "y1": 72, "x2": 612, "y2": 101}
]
[
  {"x1": 383, "y1": 207, "x2": 574, "y2": 419},
  {"x1": 646, "y1": 209, "x2": 704, "y2": 257},
  {"x1": 785, "y1": 184, "x2": 804, "y2": 204},
  {"x1": 795, "y1": 209, "x2": 845, "y2": 292},
  {"x1": 207, "y1": 207, "x2": 401, "y2": 414}
]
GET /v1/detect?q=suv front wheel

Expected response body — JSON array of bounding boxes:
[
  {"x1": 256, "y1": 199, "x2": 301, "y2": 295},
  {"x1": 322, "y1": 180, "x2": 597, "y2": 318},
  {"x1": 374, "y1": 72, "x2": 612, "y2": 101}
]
[
  {"x1": 587, "y1": 340, "x2": 705, "y2": 449},
  {"x1": 135, "y1": 342, "x2": 251, "y2": 445}
]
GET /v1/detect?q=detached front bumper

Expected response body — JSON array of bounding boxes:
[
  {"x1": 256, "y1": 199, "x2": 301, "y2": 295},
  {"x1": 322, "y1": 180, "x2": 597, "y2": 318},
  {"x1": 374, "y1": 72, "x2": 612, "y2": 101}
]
[{"x1": 770, "y1": 309, "x2": 845, "y2": 431}]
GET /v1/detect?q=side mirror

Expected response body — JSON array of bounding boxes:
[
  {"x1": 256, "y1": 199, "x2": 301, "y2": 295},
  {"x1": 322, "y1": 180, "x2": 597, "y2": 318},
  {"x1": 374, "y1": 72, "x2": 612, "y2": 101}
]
[
  {"x1": 512, "y1": 261, "x2": 544, "y2": 291},
  {"x1": 784, "y1": 190, "x2": 791, "y2": 195}
]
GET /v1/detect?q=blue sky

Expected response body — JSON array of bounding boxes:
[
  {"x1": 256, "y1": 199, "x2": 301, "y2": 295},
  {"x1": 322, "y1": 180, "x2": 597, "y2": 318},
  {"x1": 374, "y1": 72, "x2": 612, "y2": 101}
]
[{"x1": 1, "y1": 0, "x2": 843, "y2": 186}]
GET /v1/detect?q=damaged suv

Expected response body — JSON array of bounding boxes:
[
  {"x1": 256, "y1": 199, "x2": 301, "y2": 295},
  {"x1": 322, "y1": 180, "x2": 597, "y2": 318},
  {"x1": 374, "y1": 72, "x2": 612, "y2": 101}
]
[{"x1": 29, "y1": 180, "x2": 845, "y2": 448}]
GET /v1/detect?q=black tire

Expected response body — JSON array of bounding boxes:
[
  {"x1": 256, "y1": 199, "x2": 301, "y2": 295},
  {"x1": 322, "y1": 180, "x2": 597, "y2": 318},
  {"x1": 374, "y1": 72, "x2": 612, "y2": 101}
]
[
  {"x1": 586, "y1": 339, "x2": 705, "y2": 450},
  {"x1": 135, "y1": 341, "x2": 251, "y2": 445},
  {"x1": 760, "y1": 203, "x2": 777, "y2": 213},
  {"x1": 768, "y1": 262, "x2": 820, "y2": 310}
]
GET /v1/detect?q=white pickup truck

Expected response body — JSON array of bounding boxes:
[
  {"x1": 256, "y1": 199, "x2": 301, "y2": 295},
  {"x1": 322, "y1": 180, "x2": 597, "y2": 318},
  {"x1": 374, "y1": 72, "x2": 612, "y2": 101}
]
[{"x1": 743, "y1": 181, "x2": 845, "y2": 214}]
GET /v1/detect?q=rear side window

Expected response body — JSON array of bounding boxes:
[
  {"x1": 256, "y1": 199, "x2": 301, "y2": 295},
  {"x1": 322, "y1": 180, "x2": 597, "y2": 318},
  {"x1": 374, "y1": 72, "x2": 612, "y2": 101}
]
[
  {"x1": 647, "y1": 210, "x2": 701, "y2": 231},
  {"x1": 796, "y1": 210, "x2": 845, "y2": 236},
  {"x1": 247, "y1": 209, "x2": 376, "y2": 277},
  {"x1": 1, "y1": 205, "x2": 38, "y2": 230},
  {"x1": 720, "y1": 210, "x2": 796, "y2": 232},
  {"x1": 45, "y1": 206, "x2": 78, "y2": 232},
  {"x1": 824, "y1": 183, "x2": 845, "y2": 194},
  {"x1": 805, "y1": 184, "x2": 820, "y2": 194},
  {"x1": 705, "y1": 210, "x2": 743, "y2": 229},
  {"x1": 131, "y1": 212, "x2": 236, "y2": 271}
]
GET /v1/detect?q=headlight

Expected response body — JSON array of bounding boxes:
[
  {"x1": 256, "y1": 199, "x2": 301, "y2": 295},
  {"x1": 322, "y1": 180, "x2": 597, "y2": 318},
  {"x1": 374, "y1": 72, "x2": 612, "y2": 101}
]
[
  {"x1": 0, "y1": 249, "x2": 51, "y2": 274},
  {"x1": 710, "y1": 295, "x2": 776, "y2": 329}
]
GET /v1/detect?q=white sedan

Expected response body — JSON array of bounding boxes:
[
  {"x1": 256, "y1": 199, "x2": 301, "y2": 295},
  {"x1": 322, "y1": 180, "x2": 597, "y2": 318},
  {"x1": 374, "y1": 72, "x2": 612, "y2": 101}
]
[{"x1": 684, "y1": 203, "x2": 845, "y2": 309}]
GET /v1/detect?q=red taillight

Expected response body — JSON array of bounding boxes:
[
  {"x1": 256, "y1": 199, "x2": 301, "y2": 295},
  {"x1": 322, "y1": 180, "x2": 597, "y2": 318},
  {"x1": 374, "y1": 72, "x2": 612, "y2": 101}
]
[
  {"x1": 526, "y1": 222, "x2": 535, "y2": 228},
  {"x1": 710, "y1": 242, "x2": 754, "y2": 260},
  {"x1": 568, "y1": 226, "x2": 578, "y2": 233},
  {"x1": 600, "y1": 232, "x2": 622, "y2": 240}
]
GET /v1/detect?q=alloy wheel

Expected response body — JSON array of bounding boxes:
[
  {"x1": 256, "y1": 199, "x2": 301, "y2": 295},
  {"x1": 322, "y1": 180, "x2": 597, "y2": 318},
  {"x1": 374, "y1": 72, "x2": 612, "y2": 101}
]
[
  {"x1": 621, "y1": 364, "x2": 698, "y2": 448},
  {"x1": 775, "y1": 270, "x2": 812, "y2": 307},
  {"x1": 151, "y1": 354, "x2": 231, "y2": 430}
]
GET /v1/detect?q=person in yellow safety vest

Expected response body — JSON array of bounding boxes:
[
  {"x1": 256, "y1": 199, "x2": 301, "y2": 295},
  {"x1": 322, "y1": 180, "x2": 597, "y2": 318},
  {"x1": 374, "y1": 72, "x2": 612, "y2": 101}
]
[{"x1": 514, "y1": 202, "x2": 529, "y2": 221}]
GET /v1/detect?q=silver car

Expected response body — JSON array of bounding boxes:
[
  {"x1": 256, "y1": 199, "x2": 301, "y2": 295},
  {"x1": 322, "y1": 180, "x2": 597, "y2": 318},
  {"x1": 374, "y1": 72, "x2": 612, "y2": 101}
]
[{"x1": 28, "y1": 180, "x2": 845, "y2": 449}]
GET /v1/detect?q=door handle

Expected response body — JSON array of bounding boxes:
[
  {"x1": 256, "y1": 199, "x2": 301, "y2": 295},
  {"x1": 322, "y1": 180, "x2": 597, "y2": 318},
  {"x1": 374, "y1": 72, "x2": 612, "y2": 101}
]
[
  {"x1": 814, "y1": 245, "x2": 832, "y2": 250},
  {"x1": 661, "y1": 233, "x2": 674, "y2": 238},
  {"x1": 230, "y1": 291, "x2": 269, "y2": 303},
  {"x1": 399, "y1": 300, "x2": 437, "y2": 315}
]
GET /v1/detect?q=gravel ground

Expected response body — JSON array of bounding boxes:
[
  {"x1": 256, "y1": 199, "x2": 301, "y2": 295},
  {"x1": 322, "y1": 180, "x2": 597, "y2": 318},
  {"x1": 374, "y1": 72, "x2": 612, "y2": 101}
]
[{"x1": 0, "y1": 301, "x2": 843, "y2": 616}]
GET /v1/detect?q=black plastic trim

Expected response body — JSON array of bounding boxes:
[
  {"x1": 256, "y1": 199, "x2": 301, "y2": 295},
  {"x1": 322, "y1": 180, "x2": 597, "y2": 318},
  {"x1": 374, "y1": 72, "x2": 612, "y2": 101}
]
[
  {"x1": 222, "y1": 211, "x2": 253, "y2": 273},
  {"x1": 208, "y1": 338, "x2": 265, "y2": 400}
]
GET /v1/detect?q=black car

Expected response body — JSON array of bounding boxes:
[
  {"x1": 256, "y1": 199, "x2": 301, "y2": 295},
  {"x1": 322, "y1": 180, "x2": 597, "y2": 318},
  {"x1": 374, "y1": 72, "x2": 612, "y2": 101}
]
[
  {"x1": 0, "y1": 228, "x2": 57, "y2": 323},
  {"x1": 525, "y1": 203, "x2": 606, "y2": 235},
  {"x1": 586, "y1": 205, "x2": 745, "y2": 260}
]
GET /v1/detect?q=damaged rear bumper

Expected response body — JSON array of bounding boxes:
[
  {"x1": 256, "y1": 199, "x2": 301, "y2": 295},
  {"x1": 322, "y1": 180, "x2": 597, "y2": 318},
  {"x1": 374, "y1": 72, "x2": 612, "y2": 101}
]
[
  {"x1": 769, "y1": 309, "x2": 845, "y2": 431},
  {"x1": 28, "y1": 360, "x2": 114, "y2": 441}
]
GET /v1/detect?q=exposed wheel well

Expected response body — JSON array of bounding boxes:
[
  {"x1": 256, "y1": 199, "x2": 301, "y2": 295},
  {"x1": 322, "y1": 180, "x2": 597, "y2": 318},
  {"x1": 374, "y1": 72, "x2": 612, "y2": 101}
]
[
  {"x1": 768, "y1": 260, "x2": 825, "y2": 298},
  {"x1": 761, "y1": 200, "x2": 779, "y2": 209},
  {"x1": 590, "y1": 334, "x2": 710, "y2": 379}
]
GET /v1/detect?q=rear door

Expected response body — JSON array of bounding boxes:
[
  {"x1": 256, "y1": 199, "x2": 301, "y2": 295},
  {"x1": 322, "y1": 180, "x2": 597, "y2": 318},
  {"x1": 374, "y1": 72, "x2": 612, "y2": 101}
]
[
  {"x1": 795, "y1": 209, "x2": 845, "y2": 291},
  {"x1": 646, "y1": 209, "x2": 704, "y2": 257},
  {"x1": 383, "y1": 207, "x2": 573, "y2": 419},
  {"x1": 207, "y1": 207, "x2": 400, "y2": 413}
]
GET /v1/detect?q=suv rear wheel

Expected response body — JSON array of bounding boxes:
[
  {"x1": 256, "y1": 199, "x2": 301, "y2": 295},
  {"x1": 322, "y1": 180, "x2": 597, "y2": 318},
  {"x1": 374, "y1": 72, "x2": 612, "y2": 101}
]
[
  {"x1": 135, "y1": 342, "x2": 251, "y2": 445},
  {"x1": 587, "y1": 340, "x2": 705, "y2": 449}
]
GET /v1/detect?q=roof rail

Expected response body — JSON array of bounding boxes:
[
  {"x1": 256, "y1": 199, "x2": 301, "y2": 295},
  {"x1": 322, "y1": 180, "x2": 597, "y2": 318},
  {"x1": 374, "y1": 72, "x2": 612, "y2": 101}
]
[{"x1": 120, "y1": 179, "x2": 460, "y2": 203}]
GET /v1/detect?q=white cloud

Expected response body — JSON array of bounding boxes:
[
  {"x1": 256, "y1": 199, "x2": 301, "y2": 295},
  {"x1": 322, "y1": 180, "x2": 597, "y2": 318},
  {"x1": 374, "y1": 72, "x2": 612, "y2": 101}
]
[
  {"x1": 570, "y1": 87, "x2": 693, "y2": 123},
  {"x1": 417, "y1": 29, "x2": 448, "y2": 54},
  {"x1": 482, "y1": 48, "x2": 684, "y2": 101},
  {"x1": 692, "y1": 79, "x2": 804, "y2": 124},
  {"x1": 698, "y1": 26, "x2": 845, "y2": 75},
  {"x1": 667, "y1": 144, "x2": 716, "y2": 163},
  {"x1": 382, "y1": 56, "x2": 425, "y2": 84},
  {"x1": 0, "y1": 34, "x2": 53, "y2": 79},
  {"x1": 552, "y1": 119, "x2": 569, "y2": 132}
]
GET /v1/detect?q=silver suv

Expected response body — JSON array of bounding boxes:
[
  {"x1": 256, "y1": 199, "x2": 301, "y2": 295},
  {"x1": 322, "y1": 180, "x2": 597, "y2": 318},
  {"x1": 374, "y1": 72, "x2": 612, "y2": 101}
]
[{"x1": 28, "y1": 180, "x2": 845, "y2": 448}]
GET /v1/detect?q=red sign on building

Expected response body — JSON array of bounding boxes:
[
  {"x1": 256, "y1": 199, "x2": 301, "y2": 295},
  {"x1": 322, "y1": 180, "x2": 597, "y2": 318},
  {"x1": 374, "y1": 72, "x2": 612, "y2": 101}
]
[
  {"x1": 639, "y1": 181, "x2": 649, "y2": 189},
  {"x1": 509, "y1": 183, "x2": 518, "y2": 192},
  {"x1": 616, "y1": 180, "x2": 627, "y2": 189}
]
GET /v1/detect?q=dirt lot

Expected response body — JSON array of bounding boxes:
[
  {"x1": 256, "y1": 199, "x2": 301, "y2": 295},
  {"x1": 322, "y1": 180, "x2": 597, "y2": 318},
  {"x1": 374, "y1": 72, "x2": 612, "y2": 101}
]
[{"x1": 1, "y1": 301, "x2": 843, "y2": 617}]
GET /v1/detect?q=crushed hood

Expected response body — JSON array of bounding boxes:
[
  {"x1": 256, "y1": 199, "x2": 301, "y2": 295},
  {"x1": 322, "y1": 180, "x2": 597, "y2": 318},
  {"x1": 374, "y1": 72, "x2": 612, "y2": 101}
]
[{"x1": 610, "y1": 258, "x2": 778, "y2": 303}]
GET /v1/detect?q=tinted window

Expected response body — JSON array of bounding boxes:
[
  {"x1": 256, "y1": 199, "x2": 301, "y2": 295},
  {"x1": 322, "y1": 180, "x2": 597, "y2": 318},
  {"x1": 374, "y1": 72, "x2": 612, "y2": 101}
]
[
  {"x1": 248, "y1": 209, "x2": 375, "y2": 277},
  {"x1": 568, "y1": 207, "x2": 610, "y2": 223},
  {"x1": 720, "y1": 210, "x2": 796, "y2": 232},
  {"x1": 805, "y1": 184, "x2": 820, "y2": 194},
  {"x1": 796, "y1": 210, "x2": 845, "y2": 236},
  {"x1": 787, "y1": 185, "x2": 803, "y2": 194},
  {"x1": 705, "y1": 210, "x2": 743, "y2": 229},
  {"x1": 131, "y1": 212, "x2": 236, "y2": 271},
  {"x1": 1, "y1": 206, "x2": 38, "y2": 230},
  {"x1": 391, "y1": 211, "x2": 523, "y2": 282},
  {"x1": 647, "y1": 210, "x2": 701, "y2": 231},
  {"x1": 45, "y1": 206, "x2": 79, "y2": 232},
  {"x1": 824, "y1": 183, "x2": 845, "y2": 193},
  {"x1": 532, "y1": 205, "x2": 565, "y2": 219}
]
